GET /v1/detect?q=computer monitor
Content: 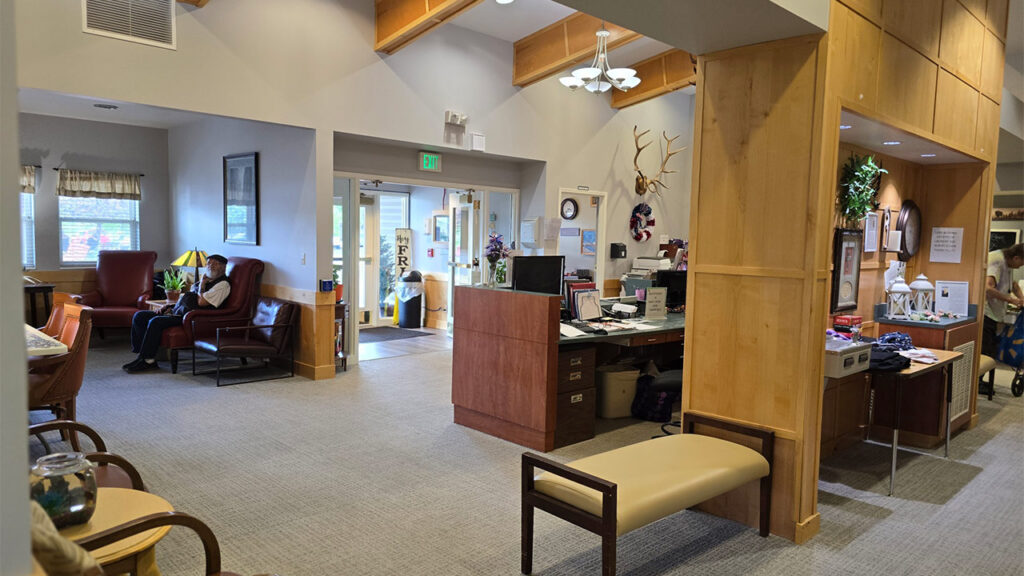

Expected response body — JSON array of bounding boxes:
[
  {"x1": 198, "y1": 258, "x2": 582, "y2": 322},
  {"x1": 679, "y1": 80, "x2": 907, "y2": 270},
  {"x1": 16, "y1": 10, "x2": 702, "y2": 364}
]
[
  {"x1": 511, "y1": 256, "x2": 565, "y2": 295},
  {"x1": 655, "y1": 269, "x2": 687, "y2": 308}
]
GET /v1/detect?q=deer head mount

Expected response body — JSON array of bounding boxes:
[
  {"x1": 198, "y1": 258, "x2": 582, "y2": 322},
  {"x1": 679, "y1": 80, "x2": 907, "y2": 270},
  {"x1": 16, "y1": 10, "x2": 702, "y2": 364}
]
[{"x1": 633, "y1": 125, "x2": 684, "y2": 196}]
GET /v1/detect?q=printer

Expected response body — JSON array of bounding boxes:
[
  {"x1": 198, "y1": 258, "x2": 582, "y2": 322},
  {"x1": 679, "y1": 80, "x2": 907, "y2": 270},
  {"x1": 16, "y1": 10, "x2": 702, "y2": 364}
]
[{"x1": 630, "y1": 256, "x2": 671, "y2": 274}]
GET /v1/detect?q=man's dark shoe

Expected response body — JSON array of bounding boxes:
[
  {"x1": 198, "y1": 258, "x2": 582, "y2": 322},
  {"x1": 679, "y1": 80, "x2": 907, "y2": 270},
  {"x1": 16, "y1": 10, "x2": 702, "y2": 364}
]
[
  {"x1": 122, "y1": 358, "x2": 144, "y2": 371},
  {"x1": 126, "y1": 360, "x2": 159, "y2": 373}
]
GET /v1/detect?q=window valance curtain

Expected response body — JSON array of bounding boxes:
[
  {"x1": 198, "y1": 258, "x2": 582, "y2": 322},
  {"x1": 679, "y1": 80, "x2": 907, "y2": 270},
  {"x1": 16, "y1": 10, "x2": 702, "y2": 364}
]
[
  {"x1": 57, "y1": 169, "x2": 141, "y2": 200},
  {"x1": 20, "y1": 165, "x2": 36, "y2": 194}
]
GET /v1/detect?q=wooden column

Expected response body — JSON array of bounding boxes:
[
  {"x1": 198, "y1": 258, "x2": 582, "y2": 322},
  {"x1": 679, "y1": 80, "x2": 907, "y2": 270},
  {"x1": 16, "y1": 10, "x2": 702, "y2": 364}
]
[{"x1": 684, "y1": 34, "x2": 829, "y2": 543}]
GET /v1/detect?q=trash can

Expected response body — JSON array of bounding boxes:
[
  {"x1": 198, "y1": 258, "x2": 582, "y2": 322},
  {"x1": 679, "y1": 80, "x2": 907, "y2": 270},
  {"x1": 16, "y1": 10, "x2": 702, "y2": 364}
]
[
  {"x1": 596, "y1": 364, "x2": 641, "y2": 419},
  {"x1": 396, "y1": 270, "x2": 424, "y2": 328}
]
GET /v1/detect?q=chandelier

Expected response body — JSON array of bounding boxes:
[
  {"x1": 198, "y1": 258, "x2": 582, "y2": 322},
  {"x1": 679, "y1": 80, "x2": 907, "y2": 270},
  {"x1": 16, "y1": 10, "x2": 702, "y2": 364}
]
[{"x1": 559, "y1": 25, "x2": 641, "y2": 93}]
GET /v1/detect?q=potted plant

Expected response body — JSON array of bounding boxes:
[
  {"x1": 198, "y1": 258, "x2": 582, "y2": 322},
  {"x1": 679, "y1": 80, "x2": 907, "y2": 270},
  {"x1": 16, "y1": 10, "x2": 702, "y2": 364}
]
[
  {"x1": 837, "y1": 153, "x2": 887, "y2": 229},
  {"x1": 160, "y1": 269, "x2": 187, "y2": 302}
]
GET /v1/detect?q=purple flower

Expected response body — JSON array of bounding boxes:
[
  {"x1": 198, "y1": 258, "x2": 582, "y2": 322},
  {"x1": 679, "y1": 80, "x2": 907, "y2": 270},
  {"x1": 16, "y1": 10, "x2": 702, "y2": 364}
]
[{"x1": 485, "y1": 232, "x2": 510, "y2": 264}]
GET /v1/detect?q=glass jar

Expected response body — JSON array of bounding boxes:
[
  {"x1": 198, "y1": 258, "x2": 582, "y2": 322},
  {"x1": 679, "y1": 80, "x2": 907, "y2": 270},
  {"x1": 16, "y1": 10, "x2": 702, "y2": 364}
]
[{"x1": 30, "y1": 452, "x2": 97, "y2": 529}]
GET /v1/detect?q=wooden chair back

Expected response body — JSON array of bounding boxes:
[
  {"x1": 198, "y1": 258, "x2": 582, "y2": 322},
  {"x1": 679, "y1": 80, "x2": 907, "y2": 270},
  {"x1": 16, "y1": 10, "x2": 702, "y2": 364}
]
[
  {"x1": 29, "y1": 305, "x2": 92, "y2": 410},
  {"x1": 40, "y1": 293, "x2": 78, "y2": 337}
]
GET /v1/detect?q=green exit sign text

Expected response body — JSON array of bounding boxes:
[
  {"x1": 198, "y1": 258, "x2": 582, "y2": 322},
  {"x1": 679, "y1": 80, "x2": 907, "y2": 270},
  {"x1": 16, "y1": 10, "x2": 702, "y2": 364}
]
[{"x1": 419, "y1": 152, "x2": 442, "y2": 172}]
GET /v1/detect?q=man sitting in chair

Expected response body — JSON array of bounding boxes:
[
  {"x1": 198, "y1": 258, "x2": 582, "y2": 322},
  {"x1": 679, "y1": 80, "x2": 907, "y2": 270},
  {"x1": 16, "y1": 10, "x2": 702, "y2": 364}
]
[{"x1": 124, "y1": 254, "x2": 231, "y2": 373}]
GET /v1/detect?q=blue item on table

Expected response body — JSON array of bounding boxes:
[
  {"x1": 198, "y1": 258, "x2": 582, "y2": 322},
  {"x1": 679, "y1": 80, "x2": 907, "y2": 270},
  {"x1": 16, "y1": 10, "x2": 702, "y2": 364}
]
[{"x1": 875, "y1": 331, "x2": 914, "y2": 352}]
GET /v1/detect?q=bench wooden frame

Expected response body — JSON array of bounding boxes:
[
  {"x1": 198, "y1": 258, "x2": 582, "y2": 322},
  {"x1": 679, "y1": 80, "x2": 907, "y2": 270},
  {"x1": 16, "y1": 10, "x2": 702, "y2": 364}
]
[{"x1": 521, "y1": 412, "x2": 774, "y2": 575}]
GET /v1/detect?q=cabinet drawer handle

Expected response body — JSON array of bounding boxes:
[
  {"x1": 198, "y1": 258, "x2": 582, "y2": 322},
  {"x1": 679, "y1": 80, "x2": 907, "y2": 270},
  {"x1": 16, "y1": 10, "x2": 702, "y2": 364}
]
[
  {"x1": 647, "y1": 337, "x2": 658, "y2": 343},
  {"x1": 571, "y1": 393, "x2": 583, "y2": 404},
  {"x1": 570, "y1": 357, "x2": 583, "y2": 367},
  {"x1": 569, "y1": 371, "x2": 582, "y2": 381}
]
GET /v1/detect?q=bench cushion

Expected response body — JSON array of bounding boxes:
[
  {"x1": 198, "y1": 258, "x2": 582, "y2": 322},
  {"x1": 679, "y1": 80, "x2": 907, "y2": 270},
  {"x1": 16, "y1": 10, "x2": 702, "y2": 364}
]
[
  {"x1": 535, "y1": 434, "x2": 769, "y2": 535},
  {"x1": 979, "y1": 354, "x2": 997, "y2": 374}
]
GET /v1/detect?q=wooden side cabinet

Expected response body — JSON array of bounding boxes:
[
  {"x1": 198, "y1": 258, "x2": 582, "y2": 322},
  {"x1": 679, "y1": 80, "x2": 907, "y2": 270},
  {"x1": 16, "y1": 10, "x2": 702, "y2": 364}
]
[{"x1": 821, "y1": 372, "x2": 870, "y2": 459}]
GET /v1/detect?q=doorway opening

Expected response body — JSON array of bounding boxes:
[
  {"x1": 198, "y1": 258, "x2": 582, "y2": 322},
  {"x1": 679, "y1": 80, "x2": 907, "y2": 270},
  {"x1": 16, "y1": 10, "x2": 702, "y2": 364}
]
[
  {"x1": 333, "y1": 175, "x2": 518, "y2": 362},
  {"x1": 557, "y1": 188, "x2": 607, "y2": 287}
]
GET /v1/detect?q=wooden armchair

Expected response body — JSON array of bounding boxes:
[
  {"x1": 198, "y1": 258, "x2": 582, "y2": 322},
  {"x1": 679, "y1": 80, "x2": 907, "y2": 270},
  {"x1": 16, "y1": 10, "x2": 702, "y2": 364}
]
[
  {"x1": 192, "y1": 297, "x2": 299, "y2": 386},
  {"x1": 39, "y1": 292, "x2": 80, "y2": 337},
  {"x1": 29, "y1": 420, "x2": 145, "y2": 491},
  {"x1": 28, "y1": 304, "x2": 92, "y2": 449}
]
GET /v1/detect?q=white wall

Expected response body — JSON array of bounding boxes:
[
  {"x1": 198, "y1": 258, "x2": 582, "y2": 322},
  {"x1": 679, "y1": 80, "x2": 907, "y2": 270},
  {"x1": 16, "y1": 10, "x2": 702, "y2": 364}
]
[
  {"x1": 15, "y1": 0, "x2": 695, "y2": 284},
  {"x1": 409, "y1": 185, "x2": 448, "y2": 276},
  {"x1": 18, "y1": 113, "x2": 172, "y2": 269},
  {"x1": 2, "y1": 0, "x2": 30, "y2": 572},
  {"x1": 558, "y1": 192, "x2": 598, "y2": 275},
  {"x1": 168, "y1": 117, "x2": 317, "y2": 288}
]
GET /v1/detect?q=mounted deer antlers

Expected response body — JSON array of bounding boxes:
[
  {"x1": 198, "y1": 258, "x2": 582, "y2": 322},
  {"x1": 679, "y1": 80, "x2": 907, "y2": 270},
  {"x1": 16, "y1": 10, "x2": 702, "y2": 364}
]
[{"x1": 633, "y1": 125, "x2": 685, "y2": 196}]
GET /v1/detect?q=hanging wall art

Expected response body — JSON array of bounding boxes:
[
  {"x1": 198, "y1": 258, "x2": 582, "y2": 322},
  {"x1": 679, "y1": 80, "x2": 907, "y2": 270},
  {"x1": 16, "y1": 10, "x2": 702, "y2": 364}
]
[{"x1": 630, "y1": 203, "x2": 655, "y2": 242}]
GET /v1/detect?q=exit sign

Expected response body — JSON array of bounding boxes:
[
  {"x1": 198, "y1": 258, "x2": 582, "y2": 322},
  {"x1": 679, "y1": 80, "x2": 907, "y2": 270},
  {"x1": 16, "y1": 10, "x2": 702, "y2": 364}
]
[{"x1": 419, "y1": 151, "x2": 442, "y2": 172}]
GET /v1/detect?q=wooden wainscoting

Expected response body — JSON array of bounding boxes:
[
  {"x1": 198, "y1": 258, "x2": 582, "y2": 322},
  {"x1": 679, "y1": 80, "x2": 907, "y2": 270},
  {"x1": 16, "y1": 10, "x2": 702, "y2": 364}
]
[
  {"x1": 25, "y1": 269, "x2": 98, "y2": 296},
  {"x1": 260, "y1": 284, "x2": 337, "y2": 381}
]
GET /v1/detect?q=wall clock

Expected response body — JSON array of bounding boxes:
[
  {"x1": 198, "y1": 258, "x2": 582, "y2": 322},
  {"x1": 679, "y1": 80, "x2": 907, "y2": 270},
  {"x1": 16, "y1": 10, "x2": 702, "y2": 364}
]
[
  {"x1": 560, "y1": 198, "x2": 578, "y2": 220},
  {"x1": 896, "y1": 200, "x2": 921, "y2": 262}
]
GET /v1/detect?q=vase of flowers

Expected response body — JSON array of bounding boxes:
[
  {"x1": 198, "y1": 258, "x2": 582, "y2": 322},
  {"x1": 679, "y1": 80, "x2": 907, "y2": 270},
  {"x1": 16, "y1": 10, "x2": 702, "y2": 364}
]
[{"x1": 485, "y1": 232, "x2": 511, "y2": 288}]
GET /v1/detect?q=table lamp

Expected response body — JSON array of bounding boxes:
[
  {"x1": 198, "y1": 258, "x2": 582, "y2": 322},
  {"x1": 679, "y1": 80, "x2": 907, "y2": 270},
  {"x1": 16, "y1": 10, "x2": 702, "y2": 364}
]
[{"x1": 171, "y1": 247, "x2": 208, "y2": 285}]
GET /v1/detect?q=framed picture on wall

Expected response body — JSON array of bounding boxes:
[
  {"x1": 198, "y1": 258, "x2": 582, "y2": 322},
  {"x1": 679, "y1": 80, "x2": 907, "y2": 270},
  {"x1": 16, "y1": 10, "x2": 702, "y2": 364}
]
[
  {"x1": 830, "y1": 229, "x2": 863, "y2": 313},
  {"x1": 990, "y1": 229, "x2": 1020, "y2": 252},
  {"x1": 223, "y1": 152, "x2": 259, "y2": 245},
  {"x1": 581, "y1": 229, "x2": 597, "y2": 256},
  {"x1": 863, "y1": 212, "x2": 879, "y2": 252}
]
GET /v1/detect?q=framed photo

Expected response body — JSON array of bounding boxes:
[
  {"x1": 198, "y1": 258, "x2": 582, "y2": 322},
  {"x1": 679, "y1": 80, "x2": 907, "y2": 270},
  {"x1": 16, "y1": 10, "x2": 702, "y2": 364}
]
[
  {"x1": 223, "y1": 152, "x2": 259, "y2": 245},
  {"x1": 830, "y1": 229, "x2": 863, "y2": 313},
  {"x1": 581, "y1": 229, "x2": 597, "y2": 256},
  {"x1": 863, "y1": 212, "x2": 879, "y2": 252},
  {"x1": 990, "y1": 229, "x2": 1020, "y2": 252},
  {"x1": 432, "y1": 213, "x2": 449, "y2": 243}
]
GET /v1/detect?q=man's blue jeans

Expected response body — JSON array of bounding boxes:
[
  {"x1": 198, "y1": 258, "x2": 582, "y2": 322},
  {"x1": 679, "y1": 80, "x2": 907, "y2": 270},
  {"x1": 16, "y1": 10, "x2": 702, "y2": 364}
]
[{"x1": 130, "y1": 310, "x2": 183, "y2": 360}]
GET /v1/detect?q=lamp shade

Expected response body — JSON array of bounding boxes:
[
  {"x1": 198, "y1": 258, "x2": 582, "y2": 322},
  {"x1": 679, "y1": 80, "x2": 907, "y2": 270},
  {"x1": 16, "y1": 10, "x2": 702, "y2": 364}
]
[{"x1": 172, "y1": 249, "x2": 208, "y2": 268}]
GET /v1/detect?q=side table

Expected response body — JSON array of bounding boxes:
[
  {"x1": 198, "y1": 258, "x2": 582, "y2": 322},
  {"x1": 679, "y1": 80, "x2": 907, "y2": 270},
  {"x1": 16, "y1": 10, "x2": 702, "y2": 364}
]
[
  {"x1": 24, "y1": 283, "x2": 56, "y2": 326},
  {"x1": 61, "y1": 487, "x2": 174, "y2": 576}
]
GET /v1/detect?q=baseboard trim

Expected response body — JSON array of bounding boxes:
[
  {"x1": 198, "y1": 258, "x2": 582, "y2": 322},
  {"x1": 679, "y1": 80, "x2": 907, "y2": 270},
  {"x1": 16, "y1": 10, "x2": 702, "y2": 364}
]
[
  {"x1": 294, "y1": 360, "x2": 337, "y2": 381},
  {"x1": 794, "y1": 513, "x2": 820, "y2": 544}
]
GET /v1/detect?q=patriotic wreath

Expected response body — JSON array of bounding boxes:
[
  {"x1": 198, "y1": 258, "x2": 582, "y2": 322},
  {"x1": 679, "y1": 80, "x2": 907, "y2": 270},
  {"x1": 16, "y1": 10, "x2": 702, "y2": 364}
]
[{"x1": 630, "y1": 202, "x2": 655, "y2": 242}]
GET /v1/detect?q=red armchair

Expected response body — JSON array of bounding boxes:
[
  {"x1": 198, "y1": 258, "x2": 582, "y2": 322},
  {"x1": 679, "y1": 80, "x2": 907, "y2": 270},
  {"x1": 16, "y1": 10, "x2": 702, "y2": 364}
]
[
  {"x1": 73, "y1": 250, "x2": 157, "y2": 330},
  {"x1": 161, "y1": 257, "x2": 265, "y2": 373}
]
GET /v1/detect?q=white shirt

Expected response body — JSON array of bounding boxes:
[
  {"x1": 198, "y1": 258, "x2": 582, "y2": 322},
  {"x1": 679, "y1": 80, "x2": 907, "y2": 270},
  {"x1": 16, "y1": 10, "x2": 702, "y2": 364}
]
[
  {"x1": 191, "y1": 277, "x2": 231, "y2": 308},
  {"x1": 985, "y1": 250, "x2": 1010, "y2": 321}
]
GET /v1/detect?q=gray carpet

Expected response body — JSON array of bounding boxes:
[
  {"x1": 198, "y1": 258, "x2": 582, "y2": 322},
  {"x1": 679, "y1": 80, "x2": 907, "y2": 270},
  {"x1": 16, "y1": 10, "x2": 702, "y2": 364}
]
[
  {"x1": 358, "y1": 326, "x2": 433, "y2": 343},
  {"x1": 31, "y1": 339, "x2": 1024, "y2": 575}
]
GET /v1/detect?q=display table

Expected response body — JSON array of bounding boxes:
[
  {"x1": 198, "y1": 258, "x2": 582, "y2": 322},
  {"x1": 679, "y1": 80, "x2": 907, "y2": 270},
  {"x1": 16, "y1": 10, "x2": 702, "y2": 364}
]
[
  {"x1": 24, "y1": 283, "x2": 56, "y2": 326},
  {"x1": 25, "y1": 324, "x2": 68, "y2": 356},
  {"x1": 867, "y1": 348, "x2": 963, "y2": 496},
  {"x1": 61, "y1": 487, "x2": 173, "y2": 576}
]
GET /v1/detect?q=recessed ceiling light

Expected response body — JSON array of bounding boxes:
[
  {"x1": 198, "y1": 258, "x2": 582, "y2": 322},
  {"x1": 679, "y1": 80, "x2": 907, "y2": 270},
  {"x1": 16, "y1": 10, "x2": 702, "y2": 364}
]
[
  {"x1": 882, "y1": 141, "x2": 901, "y2": 146},
  {"x1": 496, "y1": 0, "x2": 514, "y2": 4},
  {"x1": 93, "y1": 103, "x2": 119, "y2": 110},
  {"x1": 839, "y1": 124, "x2": 852, "y2": 130},
  {"x1": 920, "y1": 153, "x2": 937, "y2": 158}
]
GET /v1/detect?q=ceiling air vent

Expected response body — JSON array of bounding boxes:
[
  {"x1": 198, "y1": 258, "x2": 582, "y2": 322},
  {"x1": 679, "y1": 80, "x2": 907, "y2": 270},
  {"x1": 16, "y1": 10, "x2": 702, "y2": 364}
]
[{"x1": 82, "y1": 0, "x2": 176, "y2": 49}]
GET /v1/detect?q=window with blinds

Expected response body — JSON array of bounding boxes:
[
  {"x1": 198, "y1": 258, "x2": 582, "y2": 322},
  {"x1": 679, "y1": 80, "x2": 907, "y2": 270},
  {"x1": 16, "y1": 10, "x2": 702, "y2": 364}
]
[
  {"x1": 59, "y1": 196, "x2": 140, "y2": 266},
  {"x1": 83, "y1": 0, "x2": 176, "y2": 49},
  {"x1": 20, "y1": 193, "x2": 36, "y2": 270}
]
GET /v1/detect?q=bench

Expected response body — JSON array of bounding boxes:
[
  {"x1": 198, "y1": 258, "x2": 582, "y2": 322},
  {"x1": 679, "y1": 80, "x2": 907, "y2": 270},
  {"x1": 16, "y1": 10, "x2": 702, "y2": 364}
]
[
  {"x1": 978, "y1": 354, "x2": 997, "y2": 400},
  {"x1": 521, "y1": 412, "x2": 773, "y2": 576}
]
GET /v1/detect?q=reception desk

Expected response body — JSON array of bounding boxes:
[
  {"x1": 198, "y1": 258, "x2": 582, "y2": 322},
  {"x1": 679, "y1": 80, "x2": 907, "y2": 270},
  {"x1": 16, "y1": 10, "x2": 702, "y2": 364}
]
[{"x1": 451, "y1": 286, "x2": 684, "y2": 451}]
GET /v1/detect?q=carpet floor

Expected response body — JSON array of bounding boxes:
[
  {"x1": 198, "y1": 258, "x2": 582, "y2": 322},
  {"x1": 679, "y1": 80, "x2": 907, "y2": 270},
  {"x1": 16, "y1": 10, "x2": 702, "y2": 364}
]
[{"x1": 32, "y1": 340, "x2": 1024, "y2": 576}]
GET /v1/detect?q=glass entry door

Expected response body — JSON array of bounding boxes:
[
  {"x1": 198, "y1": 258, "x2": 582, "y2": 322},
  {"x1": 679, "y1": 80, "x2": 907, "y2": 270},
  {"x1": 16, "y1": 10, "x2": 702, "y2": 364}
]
[
  {"x1": 358, "y1": 198, "x2": 378, "y2": 326},
  {"x1": 447, "y1": 191, "x2": 478, "y2": 334}
]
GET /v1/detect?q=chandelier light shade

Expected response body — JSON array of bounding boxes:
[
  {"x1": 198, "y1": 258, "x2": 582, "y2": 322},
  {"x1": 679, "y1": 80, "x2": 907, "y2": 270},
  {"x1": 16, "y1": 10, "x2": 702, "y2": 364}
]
[{"x1": 559, "y1": 25, "x2": 641, "y2": 94}]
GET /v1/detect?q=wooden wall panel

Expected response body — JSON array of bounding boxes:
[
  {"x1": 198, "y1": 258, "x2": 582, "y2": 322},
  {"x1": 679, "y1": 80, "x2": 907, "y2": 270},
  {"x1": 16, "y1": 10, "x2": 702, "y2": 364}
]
[
  {"x1": 375, "y1": 0, "x2": 481, "y2": 54},
  {"x1": 882, "y1": 0, "x2": 943, "y2": 58},
  {"x1": 513, "y1": 14, "x2": 638, "y2": 87},
  {"x1": 877, "y1": 34, "x2": 938, "y2": 132},
  {"x1": 917, "y1": 165, "x2": 987, "y2": 301},
  {"x1": 828, "y1": 2, "x2": 881, "y2": 109},
  {"x1": 985, "y1": 0, "x2": 1009, "y2": 38},
  {"x1": 939, "y1": 0, "x2": 986, "y2": 86},
  {"x1": 695, "y1": 40, "x2": 817, "y2": 271},
  {"x1": 610, "y1": 49, "x2": 696, "y2": 110},
  {"x1": 840, "y1": 0, "x2": 882, "y2": 23},
  {"x1": 934, "y1": 70, "x2": 980, "y2": 149},
  {"x1": 24, "y1": 269, "x2": 98, "y2": 297},
  {"x1": 979, "y1": 30, "x2": 1005, "y2": 102},
  {"x1": 976, "y1": 96, "x2": 1001, "y2": 158},
  {"x1": 959, "y1": 0, "x2": 988, "y2": 21}
]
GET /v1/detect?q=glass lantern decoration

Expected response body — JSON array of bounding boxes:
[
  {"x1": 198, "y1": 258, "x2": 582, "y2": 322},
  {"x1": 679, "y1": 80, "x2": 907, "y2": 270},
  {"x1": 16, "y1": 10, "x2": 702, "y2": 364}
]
[
  {"x1": 909, "y1": 273, "x2": 935, "y2": 313},
  {"x1": 886, "y1": 276, "x2": 913, "y2": 319},
  {"x1": 29, "y1": 452, "x2": 97, "y2": 529}
]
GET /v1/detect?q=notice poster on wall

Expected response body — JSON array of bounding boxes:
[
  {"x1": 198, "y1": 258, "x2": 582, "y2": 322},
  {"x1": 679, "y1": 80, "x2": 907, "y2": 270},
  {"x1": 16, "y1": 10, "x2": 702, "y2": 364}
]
[
  {"x1": 395, "y1": 228, "x2": 412, "y2": 278},
  {"x1": 935, "y1": 280, "x2": 969, "y2": 317},
  {"x1": 929, "y1": 227, "x2": 964, "y2": 263},
  {"x1": 863, "y1": 212, "x2": 879, "y2": 252}
]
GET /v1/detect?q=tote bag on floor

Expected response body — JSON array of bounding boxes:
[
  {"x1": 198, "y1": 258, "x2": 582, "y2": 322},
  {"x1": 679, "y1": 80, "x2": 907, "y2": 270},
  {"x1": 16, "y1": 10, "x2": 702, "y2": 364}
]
[{"x1": 997, "y1": 314, "x2": 1024, "y2": 369}]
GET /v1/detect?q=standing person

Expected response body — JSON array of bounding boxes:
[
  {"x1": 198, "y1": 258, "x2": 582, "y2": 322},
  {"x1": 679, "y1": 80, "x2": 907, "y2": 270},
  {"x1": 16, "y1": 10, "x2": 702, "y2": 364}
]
[
  {"x1": 982, "y1": 243, "x2": 1024, "y2": 358},
  {"x1": 123, "y1": 254, "x2": 231, "y2": 373}
]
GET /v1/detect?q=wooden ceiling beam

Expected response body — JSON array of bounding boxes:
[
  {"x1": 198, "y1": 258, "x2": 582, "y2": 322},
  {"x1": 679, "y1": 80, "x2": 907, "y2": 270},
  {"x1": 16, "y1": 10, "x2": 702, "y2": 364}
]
[
  {"x1": 513, "y1": 12, "x2": 640, "y2": 88},
  {"x1": 610, "y1": 49, "x2": 696, "y2": 109},
  {"x1": 176, "y1": 0, "x2": 210, "y2": 7},
  {"x1": 375, "y1": 0, "x2": 482, "y2": 55}
]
